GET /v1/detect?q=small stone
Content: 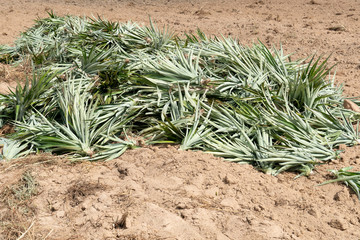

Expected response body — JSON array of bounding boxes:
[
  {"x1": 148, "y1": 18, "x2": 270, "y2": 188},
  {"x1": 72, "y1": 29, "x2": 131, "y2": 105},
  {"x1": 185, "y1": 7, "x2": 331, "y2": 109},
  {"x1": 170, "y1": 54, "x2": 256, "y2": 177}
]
[
  {"x1": 223, "y1": 174, "x2": 237, "y2": 185},
  {"x1": 328, "y1": 219, "x2": 348, "y2": 230},
  {"x1": 306, "y1": 224, "x2": 315, "y2": 232},
  {"x1": 176, "y1": 202, "x2": 187, "y2": 209},
  {"x1": 334, "y1": 189, "x2": 350, "y2": 201},
  {"x1": 350, "y1": 217, "x2": 357, "y2": 225}
]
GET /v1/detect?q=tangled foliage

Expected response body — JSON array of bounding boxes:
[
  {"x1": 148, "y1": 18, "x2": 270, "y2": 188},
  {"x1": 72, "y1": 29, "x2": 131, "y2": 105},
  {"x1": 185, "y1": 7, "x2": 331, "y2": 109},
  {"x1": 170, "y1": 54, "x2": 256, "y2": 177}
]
[{"x1": 0, "y1": 13, "x2": 359, "y2": 176}]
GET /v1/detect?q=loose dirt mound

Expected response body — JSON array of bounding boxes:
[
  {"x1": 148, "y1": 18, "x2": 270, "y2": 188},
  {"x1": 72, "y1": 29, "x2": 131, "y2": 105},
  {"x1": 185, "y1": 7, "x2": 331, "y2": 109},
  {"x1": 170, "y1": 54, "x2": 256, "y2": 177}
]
[
  {"x1": 1, "y1": 146, "x2": 360, "y2": 239},
  {"x1": 1, "y1": 0, "x2": 360, "y2": 239}
]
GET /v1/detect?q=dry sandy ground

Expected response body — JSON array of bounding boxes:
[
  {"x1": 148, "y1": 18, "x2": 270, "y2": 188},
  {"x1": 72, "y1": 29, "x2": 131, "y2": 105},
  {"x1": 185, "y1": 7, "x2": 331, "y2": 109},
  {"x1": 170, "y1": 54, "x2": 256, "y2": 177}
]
[{"x1": 0, "y1": 0, "x2": 360, "y2": 239}]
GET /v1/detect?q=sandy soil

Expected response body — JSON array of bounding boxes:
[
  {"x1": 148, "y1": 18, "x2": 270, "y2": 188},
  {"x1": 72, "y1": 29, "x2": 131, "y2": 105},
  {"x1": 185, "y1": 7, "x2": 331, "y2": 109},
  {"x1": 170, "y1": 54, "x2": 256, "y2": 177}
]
[{"x1": 1, "y1": 0, "x2": 360, "y2": 239}]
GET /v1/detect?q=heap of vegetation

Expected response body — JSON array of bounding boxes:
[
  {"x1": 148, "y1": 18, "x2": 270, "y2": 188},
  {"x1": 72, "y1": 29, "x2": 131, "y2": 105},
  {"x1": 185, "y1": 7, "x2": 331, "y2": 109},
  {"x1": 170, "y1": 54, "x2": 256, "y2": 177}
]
[{"x1": 0, "y1": 13, "x2": 359, "y2": 179}]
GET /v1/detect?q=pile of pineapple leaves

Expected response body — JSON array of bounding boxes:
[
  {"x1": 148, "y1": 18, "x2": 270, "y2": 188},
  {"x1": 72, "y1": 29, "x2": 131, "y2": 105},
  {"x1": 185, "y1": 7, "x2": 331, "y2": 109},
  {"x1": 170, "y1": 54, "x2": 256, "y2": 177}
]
[{"x1": 1, "y1": 12, "x2": 360, "y2": 180}]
